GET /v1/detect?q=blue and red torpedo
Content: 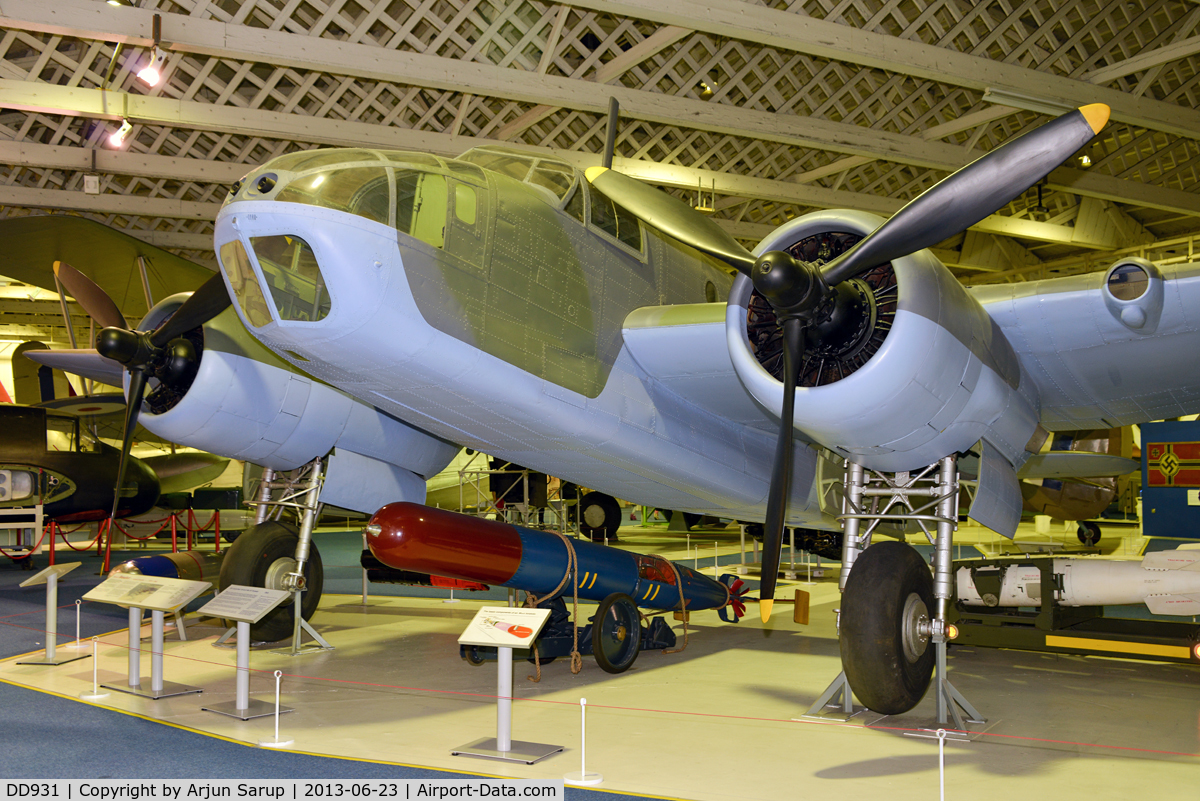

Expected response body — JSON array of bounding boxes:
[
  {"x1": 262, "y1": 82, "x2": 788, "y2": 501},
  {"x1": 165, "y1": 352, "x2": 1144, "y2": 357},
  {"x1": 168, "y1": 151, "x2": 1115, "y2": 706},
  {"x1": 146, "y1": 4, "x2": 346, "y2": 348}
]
[{"x1": 365, "y1": 502, "x2": 736, "y2": 614}]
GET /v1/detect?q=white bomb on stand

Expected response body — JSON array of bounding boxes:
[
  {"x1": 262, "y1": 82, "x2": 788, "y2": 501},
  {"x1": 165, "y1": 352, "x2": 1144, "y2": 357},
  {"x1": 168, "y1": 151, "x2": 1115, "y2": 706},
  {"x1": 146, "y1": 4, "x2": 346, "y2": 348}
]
[{"x1": 957, "y1": 550, "x2": 1200, "y2": 615}]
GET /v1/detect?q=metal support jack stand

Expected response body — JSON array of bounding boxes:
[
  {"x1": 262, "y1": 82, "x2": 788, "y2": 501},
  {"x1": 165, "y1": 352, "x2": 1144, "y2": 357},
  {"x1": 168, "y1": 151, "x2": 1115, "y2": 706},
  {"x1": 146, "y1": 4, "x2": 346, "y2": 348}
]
[
  {"x1": 452, "y1": 646, "x2": 563, "y2": 765},
  {"x1": 801, "y1": 670, "x2": 862, "y2": 721},
  {"x1": 104, "y1": 607, "x2": 202, "y2": 700},
  {"x1": 807, "y1": 456, "x2": 985, "y2": 728}
]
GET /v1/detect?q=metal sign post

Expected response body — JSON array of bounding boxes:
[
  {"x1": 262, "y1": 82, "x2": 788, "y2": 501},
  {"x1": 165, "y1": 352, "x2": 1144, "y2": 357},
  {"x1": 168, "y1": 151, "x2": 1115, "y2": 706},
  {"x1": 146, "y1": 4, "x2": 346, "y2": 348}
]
[
  {"x1": 84, "y1": 573, "x2": 210, "y2": 700},
  {"x1": 452, "y1": 606, "x2": 562, "y2": 765},
  {"x1": 200, "y1": 585, "x2": 292, "y2": 720},
  {"x1": 17, "y1": 562, "x2": 87, "y2": 666}
]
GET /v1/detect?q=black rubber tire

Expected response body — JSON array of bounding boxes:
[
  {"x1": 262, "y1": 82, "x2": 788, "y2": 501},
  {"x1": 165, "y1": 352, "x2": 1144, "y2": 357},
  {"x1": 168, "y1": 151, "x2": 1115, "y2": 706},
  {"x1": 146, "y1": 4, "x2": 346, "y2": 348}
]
[
  {"x1": 591, "y1": 592, "x2": 641, "y2": 674},
  {"x1": 682, "y1": 512, "x2": 703, "y2": 530},
  {"x1": 840, "y1": 541, "x2": 935, "y2": 715},
  {"x1": 464, "y1": 646, "x2": 486, "y2": 666},
  {"x1": 1077, "y1": 521, "x2": 1102, "y2": 546},
  {"x1": 218, "y1": 520, "x2": 324, "y2": 642},
  {"x1": 579, "y1": 492, "x2": 621, "y2": 540}
]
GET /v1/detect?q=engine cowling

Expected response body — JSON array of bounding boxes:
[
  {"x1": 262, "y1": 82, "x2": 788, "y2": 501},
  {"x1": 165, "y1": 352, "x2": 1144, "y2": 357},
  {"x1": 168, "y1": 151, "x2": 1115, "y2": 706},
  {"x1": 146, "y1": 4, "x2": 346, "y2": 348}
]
[
  {"x1": 727, "y1": 210, "x2": 1040, "y2": 472},
  {"x1": 129, "y1": 293, "x2": 458, "y2": 512}
]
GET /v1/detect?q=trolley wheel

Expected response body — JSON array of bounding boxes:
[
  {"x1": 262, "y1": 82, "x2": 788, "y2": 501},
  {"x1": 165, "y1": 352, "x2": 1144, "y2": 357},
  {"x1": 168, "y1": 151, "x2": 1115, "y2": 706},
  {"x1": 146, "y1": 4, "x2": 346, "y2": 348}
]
[
  {"x1": 591, "y1": 592, "x2": 641, "y2": 674},
  {"x1": 218, "y1": 520, "x2": 323, "y2": 642},
  {"x1": 840, "y1": 541, "x2": 935, "y2": 715},
  {"x1": 579, "y1": 492, "x2": 621, "y2": 541},
  {"x1": 1077, "y1": 521, "x2": 1102, "y2": 546},
  {"x1": 464, "y1": 646, "x2": 487, "y2": 666}
]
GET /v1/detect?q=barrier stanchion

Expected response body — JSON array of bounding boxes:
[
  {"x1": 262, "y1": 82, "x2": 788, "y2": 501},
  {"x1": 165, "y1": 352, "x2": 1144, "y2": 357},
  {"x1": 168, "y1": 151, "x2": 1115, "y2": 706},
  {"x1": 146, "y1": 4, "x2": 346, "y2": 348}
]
[
  {"x1": 564, "y1": 698, "x2": 602, "y2": 786},
  {"x1": 938, "y1": 728, "x2": 946, "y2": 801},
  {"x1": 259, "y1": 671, "x2": 294, "y2": 749},
  {"x1": 170, "y1": 512, "x2": 178, "y2": 553},
  {"x1": 79, "y1": 637, "x2": 109, "y2": 700}
]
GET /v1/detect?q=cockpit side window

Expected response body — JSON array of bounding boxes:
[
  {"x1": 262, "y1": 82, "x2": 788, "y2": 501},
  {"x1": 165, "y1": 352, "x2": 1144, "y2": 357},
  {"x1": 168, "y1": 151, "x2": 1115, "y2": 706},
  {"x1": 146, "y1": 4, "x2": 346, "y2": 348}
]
[
  {"x1": 220, "y1": 240, "x2": 275, "y2": 328},
  {"x1": 45, "y1": 414, "x2": 77, "y2": 452},
  {"x1": 250, "y1": 235, "x2": 332, "y2": 323},
  {"x1": 457, "y1": 150, "x2": 534, "y2": 181},
  {"x1": 563, "y1": 184, "x2": 585, "y2": 223},
  {"x1": 528, "y1": 162, "x2": 574, "y2": 201},
  {"x1": 396, "y1": 171, "x2": 448, "y2": 249},
  {"x1": 588, "y1": 183, "x2": 643, "y2": 254},
  {"x1": 275, "y1": 167, "x2": 391, "y2": 226}
]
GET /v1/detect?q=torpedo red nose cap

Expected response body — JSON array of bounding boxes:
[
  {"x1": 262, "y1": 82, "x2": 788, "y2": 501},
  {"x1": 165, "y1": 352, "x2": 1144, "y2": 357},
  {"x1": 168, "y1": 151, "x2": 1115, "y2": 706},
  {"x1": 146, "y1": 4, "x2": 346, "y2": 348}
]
[{"x1": 365, "y1": 502, "x2": 524, "y2": 585}]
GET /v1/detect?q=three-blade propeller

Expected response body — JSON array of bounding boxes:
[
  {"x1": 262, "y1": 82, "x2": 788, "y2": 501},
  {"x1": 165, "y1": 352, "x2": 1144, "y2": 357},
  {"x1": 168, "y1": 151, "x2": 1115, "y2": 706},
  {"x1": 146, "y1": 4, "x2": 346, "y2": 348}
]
[
  {"x1": 589, "y1": 104, "x2": 1110, "y2": 621},
  {"x1": 52, "y1": 263, "x2": 232, "y2": 529}
]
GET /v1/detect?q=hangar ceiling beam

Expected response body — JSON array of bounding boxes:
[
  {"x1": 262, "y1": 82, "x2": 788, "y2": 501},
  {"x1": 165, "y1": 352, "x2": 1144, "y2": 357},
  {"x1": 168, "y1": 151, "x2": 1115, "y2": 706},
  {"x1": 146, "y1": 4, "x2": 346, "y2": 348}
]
[
  {"x1": 0, "y1": 2, "x2": 973, "y2": 171},
  {"x1": 556, "y1": 0, "x2": 1200, "y2": 145},
  {"x1": 0, "y1": 129, "x2": 1116, "y2": 250},
  {"x1": 0, "y1": 184, "x2": 217, "y2": 219},
  {"x1": 0, "y1": 140, "x2": 246, "y2": 184},
  {"x1": 2, "y1": 4, "x2": 1197, "y2": 221}
]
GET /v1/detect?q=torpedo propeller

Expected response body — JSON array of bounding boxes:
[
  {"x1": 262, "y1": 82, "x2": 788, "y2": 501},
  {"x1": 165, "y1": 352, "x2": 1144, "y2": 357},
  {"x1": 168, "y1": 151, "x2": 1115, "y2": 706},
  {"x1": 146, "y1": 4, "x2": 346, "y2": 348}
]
[
  {"x1": 52, "y1": 262, "x2": 232, "y2": 539},
  {"x1": 587, "y1": 103, "x2": 1110, "y2": 621}
]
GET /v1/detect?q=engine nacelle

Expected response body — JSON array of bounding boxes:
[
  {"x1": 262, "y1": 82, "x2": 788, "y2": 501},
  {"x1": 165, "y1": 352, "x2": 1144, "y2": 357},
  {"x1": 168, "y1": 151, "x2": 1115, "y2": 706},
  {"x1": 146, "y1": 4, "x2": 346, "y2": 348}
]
[
  {"x1": 130, "y1": 294, "x2": 458, "y2": 512},
  {"x1": 727, "y1": 210, "x2": 1040, "y2": 473}
]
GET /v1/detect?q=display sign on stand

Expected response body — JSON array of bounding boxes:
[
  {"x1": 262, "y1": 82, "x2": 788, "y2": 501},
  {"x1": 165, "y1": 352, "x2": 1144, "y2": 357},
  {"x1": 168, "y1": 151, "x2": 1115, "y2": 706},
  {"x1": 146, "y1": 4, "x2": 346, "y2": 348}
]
[
  {"x1": 451, "y1": 606, "x2": 562, "y2": 765},
  {"x1": 17, "y1": 562, "x2": 88, "y2": 666},
  {"x1": 84, "y1": 573, "x2": 210, "y2": 700},
  {"x1": 199, "y1": 586, "x2": 292, "y2": 720}
]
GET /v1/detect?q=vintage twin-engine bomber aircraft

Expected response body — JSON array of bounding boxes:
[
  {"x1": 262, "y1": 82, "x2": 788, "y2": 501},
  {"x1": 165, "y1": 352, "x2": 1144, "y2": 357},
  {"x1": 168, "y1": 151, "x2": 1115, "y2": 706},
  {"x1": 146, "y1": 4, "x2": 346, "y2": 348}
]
[{"x1": 38, "y1": 101, "x2": 1200, "y2": 715}]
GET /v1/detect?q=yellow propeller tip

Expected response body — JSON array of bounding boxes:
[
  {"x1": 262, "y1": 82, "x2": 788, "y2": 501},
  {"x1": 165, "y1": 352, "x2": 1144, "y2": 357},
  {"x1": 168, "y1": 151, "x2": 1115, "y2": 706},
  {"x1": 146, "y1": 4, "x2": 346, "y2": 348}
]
[
  {"x1": 1079, "y1": 104, "x2": 1110, "y2": 135},
  {"x1": 584, "y1": 166, "x2": 608, "y2": 182},
  {"x1": 52, "y1": 260, "x2": 63, "y2": 274},
  {"x1": 759, "y1": 598, "x2": 774, "y2": 623}
]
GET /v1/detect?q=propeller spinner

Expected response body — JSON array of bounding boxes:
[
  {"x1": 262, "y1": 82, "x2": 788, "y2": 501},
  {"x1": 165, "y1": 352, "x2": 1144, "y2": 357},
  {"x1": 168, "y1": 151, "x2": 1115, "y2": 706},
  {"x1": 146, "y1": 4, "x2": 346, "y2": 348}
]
[{"x1": 589, "y1": 104, "x2": 1110, "y2": 621}]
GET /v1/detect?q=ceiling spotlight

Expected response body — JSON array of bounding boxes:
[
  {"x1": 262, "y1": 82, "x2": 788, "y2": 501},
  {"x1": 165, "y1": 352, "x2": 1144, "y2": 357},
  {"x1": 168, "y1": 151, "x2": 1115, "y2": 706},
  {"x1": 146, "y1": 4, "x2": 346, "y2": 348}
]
[
  {"x1": 1078, "y1": 154, "x2": 1092, "y2": 167},
  {"x1": 109, "y1": 119, "x2": 133, "y2": 147},
  {"x1": 136, "y1": 46, "x2": 167, "y2": 86}
]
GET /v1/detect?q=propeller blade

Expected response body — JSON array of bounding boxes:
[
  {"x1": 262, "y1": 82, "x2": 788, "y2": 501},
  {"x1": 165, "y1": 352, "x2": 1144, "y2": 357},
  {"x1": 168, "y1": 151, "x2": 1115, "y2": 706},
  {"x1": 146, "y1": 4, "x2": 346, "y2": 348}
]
[
  {"x1": 108, "y1": 367, "x2": 147, "y2": 524},
  {"x1": 584, "y1": 166, "x2": 756, "y2": 275},
  {"x1": 53, "y1": 261, "x2": 127, "y2": 331},
  {"x1": 821, "y1": 104, "x2": 1110, "y2": 285},
  {"x1": 149, "y1": 272, "x2": 231, "y2": 348},
  {"x1": 22, "y1": 348, "x2": 126, "y2": 388},
  {"x1": 759, "y1": 317, "x2": 806, "y2": 622}
]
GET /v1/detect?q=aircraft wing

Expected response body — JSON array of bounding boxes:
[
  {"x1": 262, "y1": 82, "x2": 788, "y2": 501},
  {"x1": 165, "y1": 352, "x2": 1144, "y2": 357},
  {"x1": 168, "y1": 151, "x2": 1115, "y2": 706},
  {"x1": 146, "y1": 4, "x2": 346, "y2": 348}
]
[
  {"x1": 974, "y1": 263, "x2": 1200, "y2": 430},
  {"x1": 23, "y1": 348, "x2": 125, "y2": 389},
  {"x1": 621, "y1": 302, "x2": 776, "y2": 433}
]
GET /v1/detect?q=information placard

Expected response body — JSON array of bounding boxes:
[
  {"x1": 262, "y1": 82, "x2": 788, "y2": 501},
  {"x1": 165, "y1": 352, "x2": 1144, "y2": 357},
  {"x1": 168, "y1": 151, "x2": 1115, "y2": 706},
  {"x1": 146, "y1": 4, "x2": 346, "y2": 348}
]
[
  {"x1": 458, "y1": 606, "x2": 552, "y2": 648},
  {"x1": 19, "y1": 561, "x2": 80, "y2": 587},
  {"x1": 83, "y1": 573, "x2": 210, "y2": 612},
  {"x1": 198, "y1": 585, "x2": 291, "y2": 623}
]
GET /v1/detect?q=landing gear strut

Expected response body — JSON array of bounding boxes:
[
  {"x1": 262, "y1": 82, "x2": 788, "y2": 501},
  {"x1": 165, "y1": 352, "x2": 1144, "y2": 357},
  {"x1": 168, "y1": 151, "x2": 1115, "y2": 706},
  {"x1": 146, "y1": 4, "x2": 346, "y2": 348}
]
[
  {"x1": 217, "y1": 458, "x2": 333, "y2": 654},
  {"x1": 806, "y1": 455, "x2": 984, "y2": 727}
]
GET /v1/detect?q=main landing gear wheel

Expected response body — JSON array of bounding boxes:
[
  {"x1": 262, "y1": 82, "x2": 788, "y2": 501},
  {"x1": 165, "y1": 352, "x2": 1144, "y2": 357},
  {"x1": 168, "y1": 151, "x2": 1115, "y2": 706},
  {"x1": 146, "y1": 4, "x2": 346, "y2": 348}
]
[
  {"x1": 840, "y1": 541, "x2": 935, "y2": 715},
  {"x1": 218, "y1": 520, "x2": 324, "y2": 642},
  {"x1": 579, "y1": 492, "x2": 621, "y2": 541},
  {"x1": 1077, "y1": 521, "x2": 1102, "y2": 546},
  {"x1": 591, "y1": 592, "x2": 641, "y2": 674}
]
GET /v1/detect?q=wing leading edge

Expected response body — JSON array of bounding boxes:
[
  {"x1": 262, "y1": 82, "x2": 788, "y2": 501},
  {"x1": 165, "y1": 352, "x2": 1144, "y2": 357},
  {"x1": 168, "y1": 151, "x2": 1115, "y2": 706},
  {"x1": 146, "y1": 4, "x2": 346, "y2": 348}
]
[{"x1": 974, "y1": 262, "x2": 1200, "y2": 430}]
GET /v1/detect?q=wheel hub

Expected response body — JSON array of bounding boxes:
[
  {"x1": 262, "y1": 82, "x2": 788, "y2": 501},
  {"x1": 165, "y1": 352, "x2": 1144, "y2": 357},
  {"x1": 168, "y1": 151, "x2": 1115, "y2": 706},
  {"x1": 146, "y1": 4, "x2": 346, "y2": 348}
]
[
  {"x1": 264, "y1": 556, "x2": 299, "y2": 592},
  {"x1": 583, "y1": 505, "x2": 606, "y2": 528},
  {"x1": 901, "y1": 591, "x2": 930, "y2": 662}
]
